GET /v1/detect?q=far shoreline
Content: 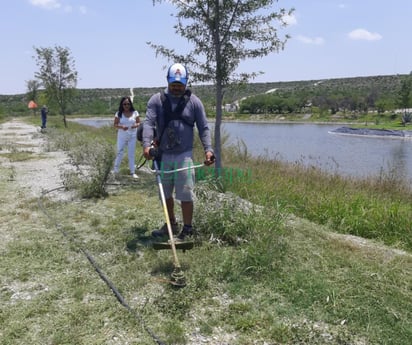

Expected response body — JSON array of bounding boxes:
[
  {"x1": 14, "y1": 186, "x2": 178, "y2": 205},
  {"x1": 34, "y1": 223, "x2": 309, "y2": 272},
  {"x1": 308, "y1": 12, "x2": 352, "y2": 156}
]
[
  {"x1": 68, "y1": 115, "x2": 356, "y2": 126},
  {"x1": 67, "y1": 115, "x2": 412, "y2": 136}
]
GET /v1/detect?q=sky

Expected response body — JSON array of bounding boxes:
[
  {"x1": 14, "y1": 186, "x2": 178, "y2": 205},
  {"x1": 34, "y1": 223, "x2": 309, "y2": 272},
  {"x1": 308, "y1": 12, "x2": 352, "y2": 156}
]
[{"x1": 1, "y1": 0, "x2": 411, "y2": 95}]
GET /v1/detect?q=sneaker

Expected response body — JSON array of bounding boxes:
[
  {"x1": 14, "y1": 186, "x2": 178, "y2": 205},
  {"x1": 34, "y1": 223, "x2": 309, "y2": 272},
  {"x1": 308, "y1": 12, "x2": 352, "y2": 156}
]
[
  {"x1": 176, "y1": 225, "x2": 193, "y2": 241},
  {"x1": 152, "y1": 222, "x2": 179, "y2": 237},
  {"x1": 131, "y1": 173, "x2": 139, "y2": 179}
]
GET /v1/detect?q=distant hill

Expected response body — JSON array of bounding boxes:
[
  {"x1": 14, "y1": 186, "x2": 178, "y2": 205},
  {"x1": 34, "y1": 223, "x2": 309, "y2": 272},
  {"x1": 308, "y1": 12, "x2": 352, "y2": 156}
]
[{"x1": 1, "y1": 74, "x2": 409, "y2": 117}]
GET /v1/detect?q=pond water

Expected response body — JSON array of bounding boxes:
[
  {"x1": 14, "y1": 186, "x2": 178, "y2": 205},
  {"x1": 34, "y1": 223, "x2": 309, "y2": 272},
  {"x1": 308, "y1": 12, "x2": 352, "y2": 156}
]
[
  {"x1": 72, "y1": 118, "x2": 412, "y2": 181},
  {"x1": 222, "y1": 122, "x2": 412, "y2": 181}
]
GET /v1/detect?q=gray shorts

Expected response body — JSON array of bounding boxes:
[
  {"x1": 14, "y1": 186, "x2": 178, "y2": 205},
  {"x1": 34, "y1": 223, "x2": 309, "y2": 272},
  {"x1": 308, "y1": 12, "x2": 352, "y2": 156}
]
[{"x1": 159, "y1": 152, "x2": 195, "y2": 202}]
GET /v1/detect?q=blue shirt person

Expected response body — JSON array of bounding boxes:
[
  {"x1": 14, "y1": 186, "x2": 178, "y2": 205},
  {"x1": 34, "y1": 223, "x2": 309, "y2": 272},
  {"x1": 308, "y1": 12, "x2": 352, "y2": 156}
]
[{"x1": 41, "y1": 105, "x2": 48, "y2": 129}]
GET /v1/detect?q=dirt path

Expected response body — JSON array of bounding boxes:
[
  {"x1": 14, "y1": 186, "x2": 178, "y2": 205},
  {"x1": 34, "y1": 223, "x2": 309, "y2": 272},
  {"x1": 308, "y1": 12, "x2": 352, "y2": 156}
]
[
  {"x1": 0, "y1": 119, "x2": 74, "y2": 255},
  {"x1": 0, "y1": 119, "x2": 73, "y2": 201}
]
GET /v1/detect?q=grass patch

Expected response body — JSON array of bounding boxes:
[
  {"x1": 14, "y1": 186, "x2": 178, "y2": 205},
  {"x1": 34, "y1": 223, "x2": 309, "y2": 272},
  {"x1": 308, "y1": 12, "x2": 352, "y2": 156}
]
[
  {"x1": 1, "y1": 116, "x2": 411, "y2": 344},
  {"x1": 224, "y1": 146, "x2": 412, "y2": 252}
]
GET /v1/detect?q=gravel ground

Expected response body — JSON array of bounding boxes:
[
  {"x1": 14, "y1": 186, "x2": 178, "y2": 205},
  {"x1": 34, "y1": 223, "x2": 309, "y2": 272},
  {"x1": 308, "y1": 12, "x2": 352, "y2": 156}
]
[{"x1": 0, "y1": 119, "x2": 74, "y2": 201}]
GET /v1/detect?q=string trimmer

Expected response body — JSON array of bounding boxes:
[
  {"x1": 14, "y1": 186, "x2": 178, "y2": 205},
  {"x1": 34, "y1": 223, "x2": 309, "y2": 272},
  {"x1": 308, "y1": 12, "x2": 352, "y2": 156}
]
[{"x1": 149, "y1": 148, "x2": 206, "y2": 287}]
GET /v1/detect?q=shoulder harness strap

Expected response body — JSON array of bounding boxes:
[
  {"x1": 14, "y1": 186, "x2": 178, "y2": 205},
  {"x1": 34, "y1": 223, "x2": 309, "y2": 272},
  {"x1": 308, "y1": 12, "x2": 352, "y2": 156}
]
[{"x1": 160, "y1": 89, "x2": 193, "y2": 127}]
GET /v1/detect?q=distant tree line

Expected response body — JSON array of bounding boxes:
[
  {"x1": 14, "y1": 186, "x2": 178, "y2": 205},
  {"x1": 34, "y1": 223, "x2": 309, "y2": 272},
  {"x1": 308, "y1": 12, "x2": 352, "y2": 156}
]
[
  {"x1": 239, "y1": 74, "x2": 412, "y2": 117},
  {"x1": 1, "y1": 74, "x2": 411, "y2": 121}
]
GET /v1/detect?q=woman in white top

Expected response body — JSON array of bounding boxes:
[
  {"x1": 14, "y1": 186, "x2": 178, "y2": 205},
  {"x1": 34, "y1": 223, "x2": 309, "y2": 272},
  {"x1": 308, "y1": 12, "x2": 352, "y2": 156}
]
[{"x1": 113, "y1": 96, "x2": 140, "y2": 178}]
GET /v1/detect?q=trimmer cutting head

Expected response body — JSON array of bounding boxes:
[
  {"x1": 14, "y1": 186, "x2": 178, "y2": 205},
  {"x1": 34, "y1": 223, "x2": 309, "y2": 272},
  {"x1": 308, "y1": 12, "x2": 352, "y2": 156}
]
[
  {"x1": 152, "y1": 240, "x2": 194, "y2": 251},
  {"x1": 170, "y1": 267, "x2": 186, "y2": 287}
]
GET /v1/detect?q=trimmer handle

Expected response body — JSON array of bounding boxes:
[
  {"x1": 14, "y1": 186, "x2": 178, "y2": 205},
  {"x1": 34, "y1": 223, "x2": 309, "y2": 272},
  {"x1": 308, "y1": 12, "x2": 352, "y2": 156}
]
[
  {"x1": 149, "y1": 147, "x2": 160, "y2": 160},
  {"x1": 204, "y1": 154, "x2": 215, "y2": 166}
]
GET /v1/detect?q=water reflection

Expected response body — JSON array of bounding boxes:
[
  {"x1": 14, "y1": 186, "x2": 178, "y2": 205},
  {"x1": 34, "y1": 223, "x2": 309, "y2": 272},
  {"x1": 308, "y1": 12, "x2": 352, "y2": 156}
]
[{"x1": 382, "y1": 143, "x2": 409, "y2": 180}]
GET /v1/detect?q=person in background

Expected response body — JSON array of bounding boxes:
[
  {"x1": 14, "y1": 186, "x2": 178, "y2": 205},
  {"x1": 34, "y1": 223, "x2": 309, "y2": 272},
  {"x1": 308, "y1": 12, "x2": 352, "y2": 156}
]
[
  {"x1": 40, "y1": 105, "x2": 48, "y2": 129},
  {"x1": 113, "y1": 96, "x2": 140, "y2": 179},
  {"x1": 142, "y1": 63, "x2": 214, "y2": 241}
]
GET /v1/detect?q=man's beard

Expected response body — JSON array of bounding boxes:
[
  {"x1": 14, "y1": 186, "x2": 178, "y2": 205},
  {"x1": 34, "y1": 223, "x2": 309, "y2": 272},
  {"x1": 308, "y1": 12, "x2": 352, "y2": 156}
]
[{"x1": 169, "y1": 89, "x2": 185, "y2": 98}]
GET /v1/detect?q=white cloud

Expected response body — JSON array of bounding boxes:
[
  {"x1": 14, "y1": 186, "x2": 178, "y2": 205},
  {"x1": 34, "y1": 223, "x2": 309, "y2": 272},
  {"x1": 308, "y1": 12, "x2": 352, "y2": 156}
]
[
  {"x1": 295, "y1": 35, "x2": 325, "y2": 45},
  {"x1": 29, "y1": 0, "x2": 61, "y2": 10},
  {"x1": 29, "y1": 1, "x2": 87, "y2": 15},
  {"x1": 348, "y1": 28, "x2": 382, "y2": 41}
]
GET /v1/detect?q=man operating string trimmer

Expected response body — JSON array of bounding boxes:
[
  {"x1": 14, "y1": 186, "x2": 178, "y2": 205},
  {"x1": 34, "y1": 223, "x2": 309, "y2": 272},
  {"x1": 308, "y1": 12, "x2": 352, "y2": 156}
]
[{"x1": 142, "y1": 63, "x2": 215, "y2": 242}]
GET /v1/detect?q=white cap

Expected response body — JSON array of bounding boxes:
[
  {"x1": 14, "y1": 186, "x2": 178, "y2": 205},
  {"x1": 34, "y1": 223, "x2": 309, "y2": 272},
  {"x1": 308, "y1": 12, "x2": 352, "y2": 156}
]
[{"x1": 167, "y1": 63, "x2": 188, "y2": 85}]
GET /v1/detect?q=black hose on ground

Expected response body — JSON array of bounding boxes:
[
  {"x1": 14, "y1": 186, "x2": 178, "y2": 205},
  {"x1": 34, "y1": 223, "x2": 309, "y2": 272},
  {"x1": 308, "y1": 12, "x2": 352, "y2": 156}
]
[{"x1": 37, "y1": 186, "x2": 166, "y2": 345}]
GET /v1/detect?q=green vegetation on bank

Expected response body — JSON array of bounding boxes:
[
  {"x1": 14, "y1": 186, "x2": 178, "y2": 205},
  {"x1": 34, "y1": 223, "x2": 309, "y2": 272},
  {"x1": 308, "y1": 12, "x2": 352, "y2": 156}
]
[
  {"x1": 224, "y1": 146, "x2": 412, "y2": 252},
  {"x1": 1, "y1": 116, "x2": 410, "y2": 344}
]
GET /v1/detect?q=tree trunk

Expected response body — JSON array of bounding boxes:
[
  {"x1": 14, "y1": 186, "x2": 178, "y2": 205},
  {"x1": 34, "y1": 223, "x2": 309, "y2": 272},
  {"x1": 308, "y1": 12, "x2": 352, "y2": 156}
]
[{"x1": 214, "y1": 82, "x2": 223, "y2": 173}]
